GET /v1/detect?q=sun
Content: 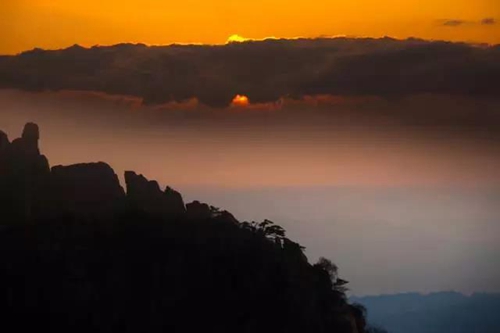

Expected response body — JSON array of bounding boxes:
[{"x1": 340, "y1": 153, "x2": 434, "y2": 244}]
[
  {"x1": 226, "y1": 34, "x2": 249, "y2": 44},
  {"x1": 231, "y1": 94, "x2": 250, "y2": 107}
]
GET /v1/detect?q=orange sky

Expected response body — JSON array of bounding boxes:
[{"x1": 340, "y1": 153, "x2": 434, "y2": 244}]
[{"x1": 1, "y1": 0, "x2": 499, "y2": 54}]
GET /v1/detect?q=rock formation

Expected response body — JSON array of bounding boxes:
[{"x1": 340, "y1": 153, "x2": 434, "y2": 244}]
[
  {"x1": 186, "y1": 200, "x2": 212, "y2": 220},
  {"x1": 1, "y1": 123, "x2": 191, "y2": 221},
  {"x1": 0, "y1": 123, "x2": 260, "y2": 227},
  {"x1": 16, "y1": 122, "x2": 41, "y2": 155},
  {"x1": 0, "y1": 123, "x2": 50, "y2": 220},
  {"x1": 50, "y1": 163, "x2": 125, "y2": 216},
  {"x1": 165, "y1": 186, "x2": 185, "y2": 214},
  {"x1": 125, "y1": 171, "x2": 186, "y2": 218},
  {"x1": 0, "y1": 130, "x2": 9, "y2": 151},
  {"x1": 0, "y1": 130, "x2": 10, "y2": 173}
]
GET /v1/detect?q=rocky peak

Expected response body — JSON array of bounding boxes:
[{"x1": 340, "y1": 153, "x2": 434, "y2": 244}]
[
  {"x1": 11, "y1": 122, "x2": 41, "y2": 156},
  {"x1": 0, "y1": 123, "x2": 50, "y2": 220},
  {"x1": 125, "y1": 171, "x2": 162, "y2": 195},
  {"x1": 125, "y1": 171, "x2": 186, "y2": 217},
  {"x1": 0, "y1": 130, "x2": 9, "y2": 151},
  {"x1": 50, "y1": 162, "x2": 125, "y2": 216},
  {"x1": 186, "y1": 201, "x2": 212, "y2": 220},
  {"x1": 164, "y1": 186, "x2": 185, "y2": 211},
  {"x1": 2, "y1": 123, "x2": 188, "y2": 221},
  {"x1": 22, "y1": 122, "x2": 40, "y2": 142}
]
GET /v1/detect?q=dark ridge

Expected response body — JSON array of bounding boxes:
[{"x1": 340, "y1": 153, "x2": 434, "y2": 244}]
[{"x1": 0, "y1": 123, "x2": 374, "y2": 333}]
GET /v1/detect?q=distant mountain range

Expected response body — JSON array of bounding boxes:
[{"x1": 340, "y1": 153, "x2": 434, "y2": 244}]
[{"x1": 351, "y1": 291, "x2": 500, "y2": 333}]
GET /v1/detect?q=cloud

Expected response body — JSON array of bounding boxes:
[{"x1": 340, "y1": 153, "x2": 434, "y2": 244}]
[
  {"x1": 440, "y1": 18, "x2": 497, "y2": 27},
  {"x1": 3, "y1": 88, "x2": 500, "y2": 143},
  {"x1": 442, "y1": 20, "x2": 466, "y2": 27},
  {"x1": 0, "y1": 38, "x2": 499, "y2": 108},
  {"x1": 481, "y1": 18, "x2": 496, "y2": 25}
]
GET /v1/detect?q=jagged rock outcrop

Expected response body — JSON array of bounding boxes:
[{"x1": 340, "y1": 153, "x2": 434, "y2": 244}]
[
  {"x1": 186, "y1": 200, "x2": 212, "y2": 220},
  {"x1": 1, "y1": 123, "x2": 232, "y2": 224},
  {"x1": 13, "y1": 122, "x2": 41, "y2": 155},
  {"x1": 165, "y1": 186, "x2": 185, "y2": 213},
  {"x1": 0, "y1": 131, "x2": 9, "y2": 212},
  {"x1": 50, "y1": 163, "x2": 125, "y2": 216},
  {"x1": 1, "y1": 123, "x2": 192, "y2": 221},
  {"x1": 0, "y1": 123, "x2": 50, "y2": 220},
  {"x1": 8, "y1": 123, "x2": 50, "y2": 174},
  {"x1": 125, "y1": 171, "x2": 186, "y2": 218},
  {"x1": 217, "y1": 210, "x2": 239, "y2": 224},
  {"x1": 0, "y1": 130, "x2": 10, "y2": 173},
  {"x1": 0, "y1": 130, "x2": 9, "y2": 151}
]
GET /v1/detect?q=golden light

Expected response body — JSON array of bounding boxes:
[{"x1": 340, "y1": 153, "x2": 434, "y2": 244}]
[
  {"x1": 2, "y1": 1, "x2": 500, "y2": 54},
  {"x1": 226, "y1": 34, "x2": 249, "y2": 44},
  {"x1": 231, "y1": 94, "x2": 250, "y2": 107}
]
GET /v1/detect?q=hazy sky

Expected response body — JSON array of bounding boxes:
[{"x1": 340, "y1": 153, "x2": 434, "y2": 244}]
[
  {"x1": 1, "y1": 0, "x2": 499, "y2": 54},
  {"x1": 1, "y1": 89, "x2": 499, "y2": 295}
]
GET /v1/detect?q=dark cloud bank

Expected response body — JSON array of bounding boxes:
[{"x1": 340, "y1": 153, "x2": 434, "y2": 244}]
[{"x1": 0, "y1": 37, "x2": 499, "y2": 108}]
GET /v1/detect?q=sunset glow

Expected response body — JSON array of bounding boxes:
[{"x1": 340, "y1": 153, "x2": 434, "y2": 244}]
[
  {"x1": 227, "y1": 34, "x2": 250, "y2": 43},
  {"x1": 231, "y1": 94, "x2": 250, "y2": 107},
  {"x1": 1, "y1": 0, "x2": 499, "y2": 54}
]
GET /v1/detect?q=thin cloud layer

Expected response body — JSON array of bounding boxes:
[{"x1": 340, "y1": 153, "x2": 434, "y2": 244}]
[
  {"x1": 481, "y1": 18, "x2": 496, "y2": 25},
  {"x1": 442, "y1": 20, "x2": 466, "y2": 27},
  {"x1": 0, "y1": 38, "x2": 499, "y2": 108},
  {"x1": 440, "y1": 17, "x2": 497, "y2": 27}
]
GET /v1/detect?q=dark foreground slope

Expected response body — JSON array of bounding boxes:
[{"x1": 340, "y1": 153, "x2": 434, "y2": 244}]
[{"x1": 0, "y1": 123, "x2": 367, "y2": 333}]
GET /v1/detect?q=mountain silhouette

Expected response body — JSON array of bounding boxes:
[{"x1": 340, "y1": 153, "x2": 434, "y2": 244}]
[
  {"x1": 351, "y1": 292, "x2": 500, "y2": 333},
  {"x1": 0, "y1": 123, "x2": 370, "y2": 333}
]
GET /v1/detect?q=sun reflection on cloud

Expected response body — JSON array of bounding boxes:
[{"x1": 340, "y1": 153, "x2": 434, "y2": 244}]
[{"x1": 231, "y1": 94, "x2": 250, "y2": 107}]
